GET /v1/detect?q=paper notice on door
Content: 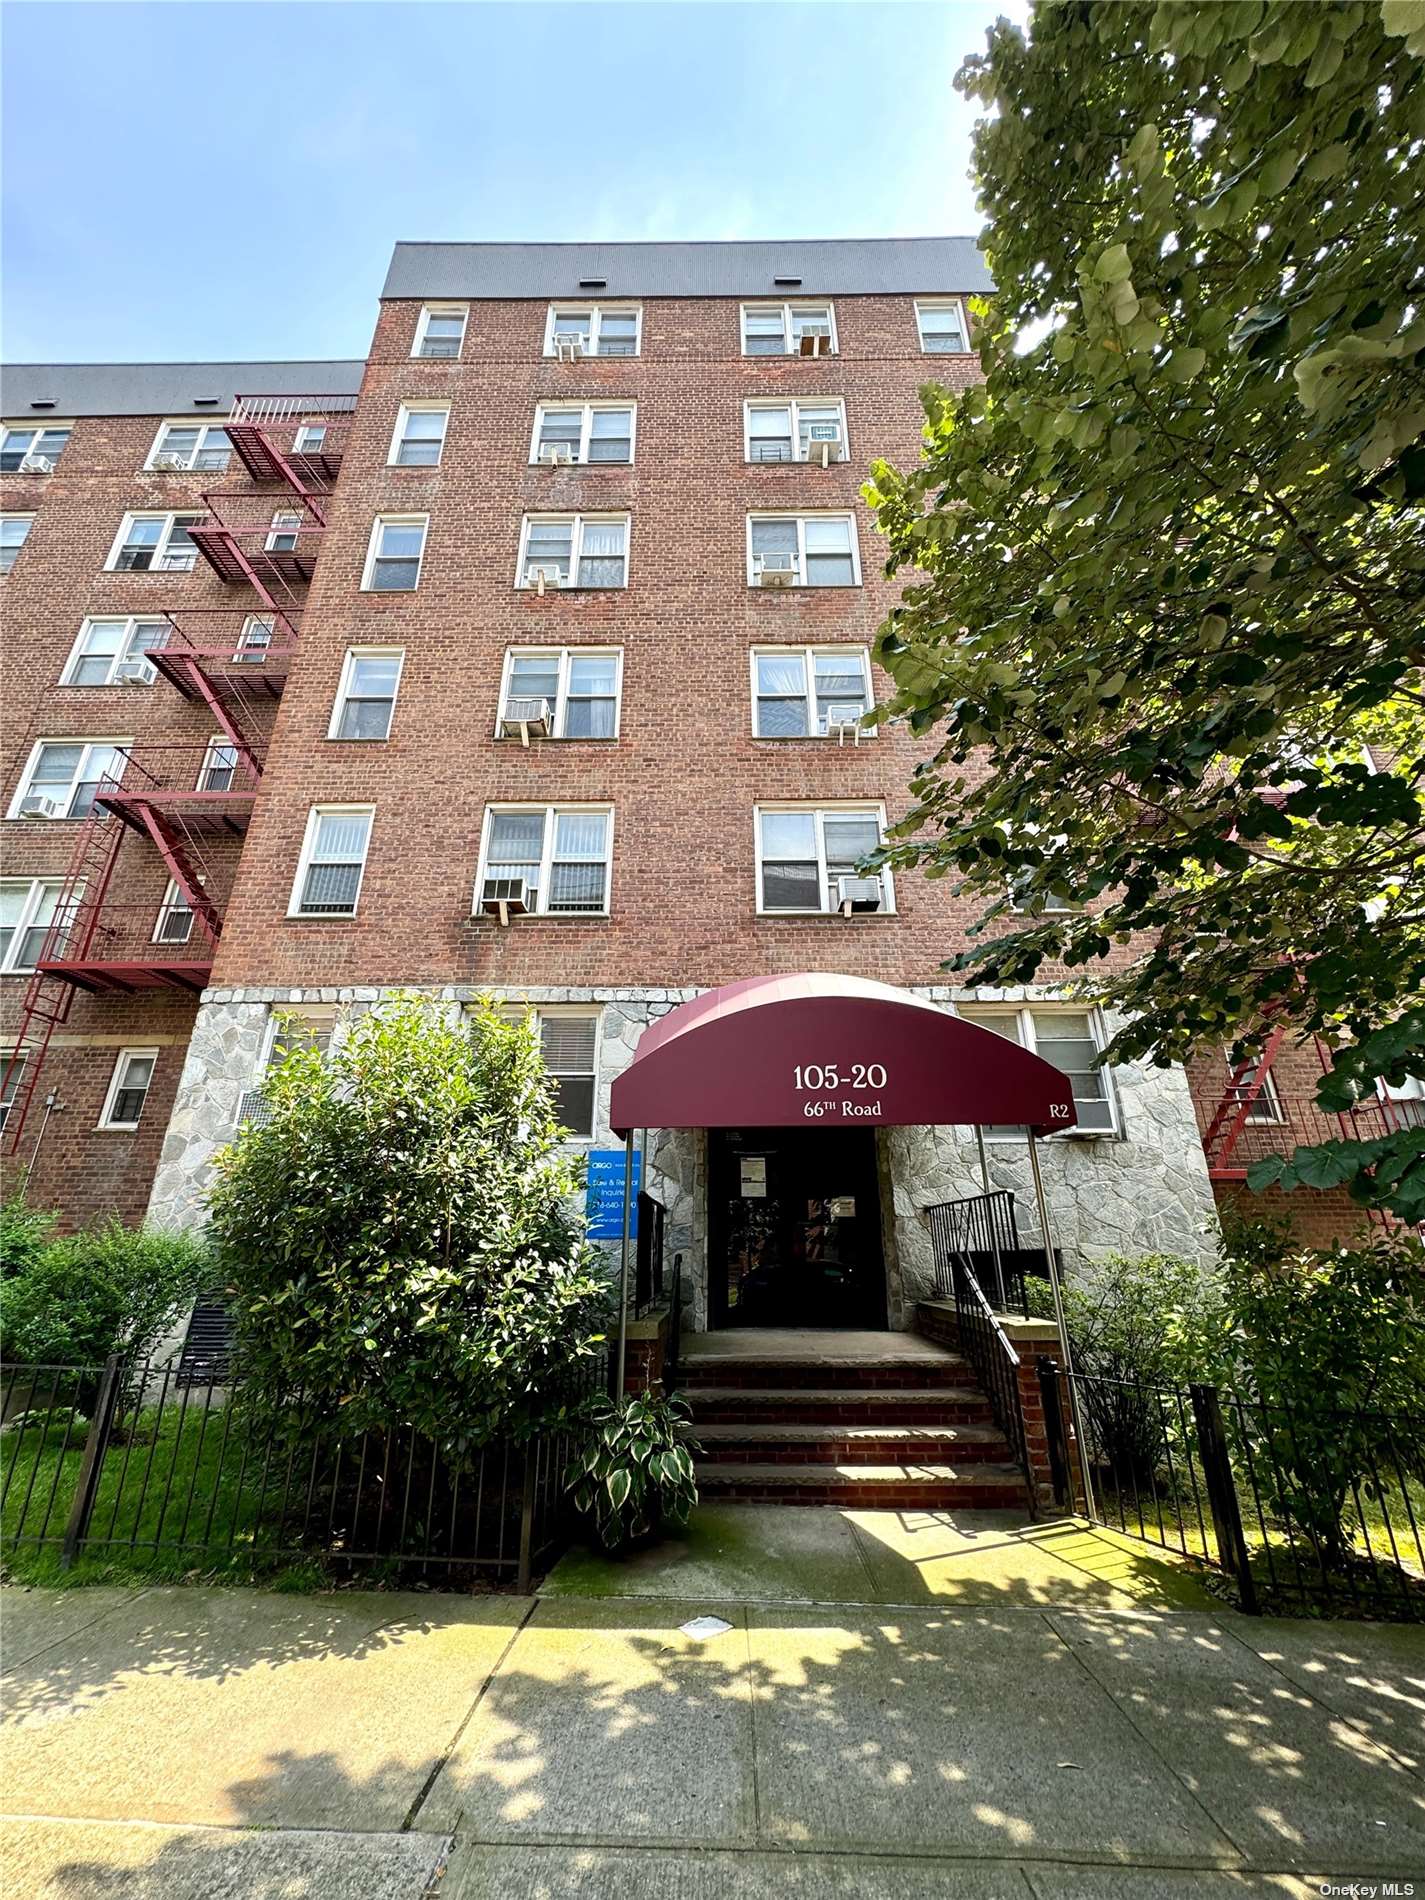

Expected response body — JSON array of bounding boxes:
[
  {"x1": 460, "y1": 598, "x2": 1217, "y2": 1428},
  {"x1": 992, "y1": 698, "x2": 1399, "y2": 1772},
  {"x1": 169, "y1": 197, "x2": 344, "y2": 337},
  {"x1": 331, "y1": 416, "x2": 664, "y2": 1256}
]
[{"x1": 739, "y1": 1156, "x2": 767, "y2": 1198}]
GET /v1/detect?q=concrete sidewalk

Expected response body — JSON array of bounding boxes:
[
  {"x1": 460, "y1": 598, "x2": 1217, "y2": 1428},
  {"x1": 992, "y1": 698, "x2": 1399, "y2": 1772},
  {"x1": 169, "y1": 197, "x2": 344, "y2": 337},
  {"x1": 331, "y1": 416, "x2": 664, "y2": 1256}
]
[{"x1": 2, "y1": 1507, "x2": 1423, "y2": 1898}]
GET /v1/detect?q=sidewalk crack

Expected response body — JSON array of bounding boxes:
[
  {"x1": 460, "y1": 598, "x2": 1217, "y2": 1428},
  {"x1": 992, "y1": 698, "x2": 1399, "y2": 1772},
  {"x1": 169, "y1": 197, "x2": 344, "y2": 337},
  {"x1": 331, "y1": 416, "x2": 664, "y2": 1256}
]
[{"x1": 400, "y1": 1598, "x2": 537, "y2": 1833}]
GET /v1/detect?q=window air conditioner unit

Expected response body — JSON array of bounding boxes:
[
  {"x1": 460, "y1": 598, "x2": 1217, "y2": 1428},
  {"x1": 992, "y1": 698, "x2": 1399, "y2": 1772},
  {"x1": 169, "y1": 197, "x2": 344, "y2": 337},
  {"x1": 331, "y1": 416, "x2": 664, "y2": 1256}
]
[
  {"x1": 552, "y1": 332, "x2": 584, "y2": 362},
  {"x1": 836, "y1": 875, "x2": 883, "y2": 915},
  {"x1": 152, "y1": 452, "x2": 189, "y2": 471},
  {"x1": 116, "y1": 658, "x2": 156, "y2": 686},
  {"x1": 19, "y1": 794, "x2": 65, "y2": 819},
  {"x1": 499, "y1": 696, "x2": 553, "y2": 746},
  {"x1": 824, "y1": 702, "x2": 866, "y2": 745},
  {"x1": 754, "y1": 553, "x2": 796, "y2": 588},
  {"x1": 527, "y1": 563, "x2": 567, "y2": 596},
  {"x1": 798, "y1": 331, "x2": 831, "y2": 357},
  {"x1": 235, "y1": 1088, "x2": 274, "y2": 1129},
  {"x1": 18, "y1": 454, "x2": 54, "y2": 475},
  {"x1": 804, "y1": 422, "x2": 842, "y2": 467},
  {"x1": 479, "y1": 877, "x2": 530, "y2": 925},
  {"x1": 539, "y1": 442, "x2": 575, "y2": 466}
]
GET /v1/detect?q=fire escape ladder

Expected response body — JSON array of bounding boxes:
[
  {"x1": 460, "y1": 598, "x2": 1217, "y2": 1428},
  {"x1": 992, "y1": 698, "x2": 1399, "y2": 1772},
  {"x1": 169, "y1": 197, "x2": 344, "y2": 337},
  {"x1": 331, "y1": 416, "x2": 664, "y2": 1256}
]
[
  {"x1": 3, "y1": 811, "x2": 126, "y2": 1152},
  {"x1": 1206, "y1": 1024, "x2": 1286, "y2": 1172},
  {"x1": 169, "y1": 653, "x2": 262, "y2": 777},
  {"x1": 122, "y1": 801, "x2": 224, "y2": 938}
]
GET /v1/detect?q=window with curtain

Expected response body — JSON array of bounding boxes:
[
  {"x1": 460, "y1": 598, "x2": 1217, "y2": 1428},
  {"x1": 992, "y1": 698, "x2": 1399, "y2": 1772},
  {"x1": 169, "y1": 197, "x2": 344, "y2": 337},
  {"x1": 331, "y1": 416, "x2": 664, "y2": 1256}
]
[
  {"x1": 577, "y1": 519, "x2": 627, "y2": 587},
  {"x1": 916, "y1": 300, "x2": 970, "y2": 353},
  {"x1": 332, "y1": 650, "x2": 402, "y2": 740},
  {"x1": 749, "y1": 516, "x2": 858, "y2": 587},
  {"x1": 958, "y1": 1007, "x2": 1117, "y2": 1135},
  {"x1": 366, "y1": 517, "x2": 426, "y2": 591},
  {"x1": 480, "y1": 807, "x2": 612, "y2": 915},
  {"x1": 392, "y1": 406, "x2": 448, "y2": 466},
  {"x1": 62, "y1": 617, "x2": 165, "y2": 686},
  {"x1": 756, "y1": 806, "x2": 889, "y2": 913},
  {"x1": 502, "y1": 650, "x2": 620, "y2": 738},
  {"x1": 294, "y1": 810, "x2": 372, "y2": 916}
]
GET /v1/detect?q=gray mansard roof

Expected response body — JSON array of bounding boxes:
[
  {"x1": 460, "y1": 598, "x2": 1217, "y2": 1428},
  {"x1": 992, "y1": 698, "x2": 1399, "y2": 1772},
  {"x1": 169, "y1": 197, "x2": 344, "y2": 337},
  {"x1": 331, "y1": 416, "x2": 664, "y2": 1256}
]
[
  {"x1": 382, "y1": 237, "x2": 993, "y2": 301},
  {"x1": 0, "y1": 360, "x2": 364, "y2": 420}
]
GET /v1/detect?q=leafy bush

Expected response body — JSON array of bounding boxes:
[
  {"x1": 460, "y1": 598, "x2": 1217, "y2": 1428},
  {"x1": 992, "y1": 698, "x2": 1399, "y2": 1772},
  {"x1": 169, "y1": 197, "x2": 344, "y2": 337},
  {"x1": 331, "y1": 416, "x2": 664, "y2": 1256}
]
[
  {"x1": 0, "y1": 1197, "x2": 58, "y2": 1278},
  {"x1": 567, "y1": 1391, "x2": 698, "y2": 1551},
  {"x1": 205, "y1": 993, "x2": 608, "y2": 1451},
  {"x1": 0, "y1": 1216, "x2": 210, "y2": 1368}
]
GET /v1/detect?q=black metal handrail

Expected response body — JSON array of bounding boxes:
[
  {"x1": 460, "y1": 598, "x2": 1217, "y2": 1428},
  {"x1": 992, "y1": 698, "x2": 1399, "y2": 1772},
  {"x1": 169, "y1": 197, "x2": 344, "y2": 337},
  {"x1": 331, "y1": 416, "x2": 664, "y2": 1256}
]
[
  {"x1": 664, "y1": 1254, "x2": 684, "y2": 1391},
  {"x1": 634, "y1": 1191, "x2": 666, "y2": 1318},
  {"x1": 949, "y1": 1259, "x2": 1031, "y2": 1492},
  {"x1": 926, "y1": 1190, "x2": 1053, "y2": 1317}
]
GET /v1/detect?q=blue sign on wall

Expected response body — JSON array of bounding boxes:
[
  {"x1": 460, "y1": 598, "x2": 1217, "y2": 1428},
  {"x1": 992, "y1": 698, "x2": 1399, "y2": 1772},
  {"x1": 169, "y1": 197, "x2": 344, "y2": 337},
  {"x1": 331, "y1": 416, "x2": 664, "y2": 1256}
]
[{"x1": 585, "y1": 1148, "x2": 641, "y2": 1240}]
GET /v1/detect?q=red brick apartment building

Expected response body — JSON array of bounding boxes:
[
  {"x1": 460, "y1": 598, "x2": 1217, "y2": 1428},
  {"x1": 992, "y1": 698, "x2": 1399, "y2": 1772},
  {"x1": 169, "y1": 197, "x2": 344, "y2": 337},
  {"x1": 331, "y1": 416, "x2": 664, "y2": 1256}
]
[{"x1": 2, "y1": 239, "x2": 1405, "y2": 1320}]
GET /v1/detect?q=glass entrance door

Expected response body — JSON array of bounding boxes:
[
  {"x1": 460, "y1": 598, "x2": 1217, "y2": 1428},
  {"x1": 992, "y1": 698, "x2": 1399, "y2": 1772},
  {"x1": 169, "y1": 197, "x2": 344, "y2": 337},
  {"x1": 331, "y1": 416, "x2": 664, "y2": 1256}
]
[{"x1": 709, "y1": 1125, "x2": 885, "y2": 1327}]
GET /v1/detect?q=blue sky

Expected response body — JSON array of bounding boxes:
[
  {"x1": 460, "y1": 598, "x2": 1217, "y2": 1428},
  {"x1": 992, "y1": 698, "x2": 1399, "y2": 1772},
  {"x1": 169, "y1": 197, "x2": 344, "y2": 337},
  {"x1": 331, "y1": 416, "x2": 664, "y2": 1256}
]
[{"x1": 2, "y1": 0, "x2": 1022, "y2": 364}]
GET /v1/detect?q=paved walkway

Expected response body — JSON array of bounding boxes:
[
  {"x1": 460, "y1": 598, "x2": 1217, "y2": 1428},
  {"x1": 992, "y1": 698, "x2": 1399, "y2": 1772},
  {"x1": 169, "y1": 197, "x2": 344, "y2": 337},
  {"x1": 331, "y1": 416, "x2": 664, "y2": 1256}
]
[{"x1": 2, "y1": 1506, "x2": 1422, "y2": 1897}]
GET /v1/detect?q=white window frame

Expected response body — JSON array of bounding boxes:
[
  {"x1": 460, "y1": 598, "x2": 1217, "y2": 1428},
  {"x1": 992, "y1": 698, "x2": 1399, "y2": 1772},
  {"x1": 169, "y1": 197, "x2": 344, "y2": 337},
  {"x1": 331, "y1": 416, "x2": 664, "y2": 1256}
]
[
  {"x1": 98, "y1": 1046, "x2": 159, "y2": 1132},
  {"x1": 749, "y1": 646, "x2": 874, "y2": 740},
  {"x1": 529, "y1": 402, "x2": 637, "y2": 466},
  {"x1": 287, "y1": 805, "x2": 375, "y2": 919},
  {"x1": 1, "y1": 514, "x2": 35, "y2": 573},
  {"x1": 473, "y1": 804, "x2": 615, "y2": 918},
  {"x1": 497, "y1": 647, "x2": 623, "y2": 740},
  {"x1": 1, "y1": 422, "x2": 73, "y2": 472},
  {"x1": 361, "y1": 514, "x2": 429, "y2": 592},
  {"x1": 0, "y1": 877, "x2": 70, "y2": 974},
  {"x1": 233, "y1": 613, "x2": 276, "y2": 661},
  {"x1": 957, "y1": 1005, "x2": 1120, "y2": 1139},
  {"x1": 412, "y1": 303, "x2": 469, "y2": 359},
  {"x1": 1226, "y1": 1054, "x2": 1285, "y2": 1125},
  {"x1": 387, "y1": 402, "x2": 450, "y2": 467},
  {"x1": 496, "y1": 1003, "x2": 602, "y2": 1141},
  {"x1": 152, "y1": 878, "x2": 195, "y2": 946},
  {"x1": 7, "y1": 738, "x2": 132, "y2": 820},
  {"x1": 144, "y1": 419, "x2": 233, "y2": 472},
  {"x1": 196, "y1": 735, "x2": 240, "y2": 792},
  {"x1": 105, "y1": 512, "x2": 201, "y2": 573},
  {"x1": 740, "y1": 302, "x2": 838, "y2": 356},
  {"x1": 746, "y1": 512, "x2": 862, "y2": 588},
  {"x1": 914, "y1": 298, "x2": 972, "y2": 354},
  {"x1": 753, "y1": 803, "x2": 894, "y2": 917},
  {"x1": 542, "y1": 304, "x2": 642, "y2": 358},
  {"x1": 0, "y1": 1052, "x2": 27, "y2": 1132},
  {"x1": 293, "y1": 423, "x2": 327, "y2": 453},
  {"x1": 515, "y1": 513, "x2": 630, "y2": 591},
  {"x1": 743, "y1": 398, "x2": 849, "y2": 464},
  {"x1": 328, "y1": 646, "x2": 405, "y2": 741},
  {"x1": 258, "y1": 1006, "x2": 338, "y2": 1075},
  {"x1": 60, "y1": 616, "x2": 167, "y2": 687}
]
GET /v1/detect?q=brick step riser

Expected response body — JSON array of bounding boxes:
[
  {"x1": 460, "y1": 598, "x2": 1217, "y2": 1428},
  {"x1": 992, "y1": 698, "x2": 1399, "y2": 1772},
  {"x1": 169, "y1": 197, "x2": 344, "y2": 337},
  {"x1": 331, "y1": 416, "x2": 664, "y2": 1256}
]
[
  {"x1": 692, "y1": 1439, "x2": 1011, "y2": 1466},
  {"x1": 679, "y1": 1364, "x2": 976, "y2": 1391},
  {"x1": 687, "y1": 1400, "x2": 996, "y2": 1426},
  {"x1": 698, "y1": 1479, "x2": 1029, "y2": 1508}
]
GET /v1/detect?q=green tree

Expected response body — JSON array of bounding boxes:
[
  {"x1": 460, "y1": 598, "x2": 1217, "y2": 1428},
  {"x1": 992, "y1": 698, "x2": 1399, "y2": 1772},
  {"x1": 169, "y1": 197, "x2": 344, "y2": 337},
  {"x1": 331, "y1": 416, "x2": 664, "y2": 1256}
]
[
  {"x1": 205, "y1": 995, "x2": 608, "y2": 1450},
  {"x1": 0, "y1": 1213, "x2": 210, "y2": 1369},
  {"x1": 866, "y1": 0, "x2": 1425, "y2": 1219}
]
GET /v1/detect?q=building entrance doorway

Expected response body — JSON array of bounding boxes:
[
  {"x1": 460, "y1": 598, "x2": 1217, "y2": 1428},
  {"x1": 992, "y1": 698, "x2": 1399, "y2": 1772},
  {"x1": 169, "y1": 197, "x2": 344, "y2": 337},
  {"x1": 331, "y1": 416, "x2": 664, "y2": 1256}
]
[{"x1": 708, "y1": 1125, "x2": 886, "y2": 1328}]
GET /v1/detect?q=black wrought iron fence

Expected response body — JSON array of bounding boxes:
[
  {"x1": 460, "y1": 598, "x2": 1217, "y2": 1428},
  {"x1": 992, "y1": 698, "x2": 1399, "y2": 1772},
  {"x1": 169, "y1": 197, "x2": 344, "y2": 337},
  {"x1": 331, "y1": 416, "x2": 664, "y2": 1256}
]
[
  {"x1": 924, "y1": 1191, "x2": 1054, "y2": 1317},
  {"x1": 1039, "y1": 1361, "x2": 1425, "y2": 1619},
  {"x1": 1, "y1": 1352, "x2": 605, "y2": 1592}
]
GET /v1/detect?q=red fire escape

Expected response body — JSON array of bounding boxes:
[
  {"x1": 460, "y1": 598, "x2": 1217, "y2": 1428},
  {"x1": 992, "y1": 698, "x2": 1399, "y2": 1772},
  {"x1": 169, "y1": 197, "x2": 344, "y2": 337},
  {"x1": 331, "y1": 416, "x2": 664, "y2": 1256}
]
[{"x1": 4, "y1": 394, "x2": 353, "y2": 1153}]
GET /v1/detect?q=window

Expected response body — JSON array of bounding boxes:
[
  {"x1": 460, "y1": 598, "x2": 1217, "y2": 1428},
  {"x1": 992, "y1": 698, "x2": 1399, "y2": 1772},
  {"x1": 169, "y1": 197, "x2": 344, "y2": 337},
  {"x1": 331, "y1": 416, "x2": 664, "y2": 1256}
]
[
  {"x1": 741, "y1": 303, "x2": 836, "y2": 356},
  {"x1": 153, "y1": 879, "x2": 195, "y2": 945},
  {"x1": 531, "y1": 403, "x2": 635, "y2": 466},
  {"x1": 915, "y1": 299, "x2": 970, "y2": 354},
  {"x1": 330, "y1": 648, "x2": 403, "y2": 740},
  {"x1": 744, "y1": 400, "x2": 848, "y2": 464},
  {"x1": 0, "y1": 879, "x2": 71, "y2": 972},
  {"x1": 146, "y1": 422, "x2": 232, "y2": 471},
  {"x1": 106, "y1": 513, "x2": 200, "y2": 573},
  {"x1": 1380, "y1": 1075, "x2": 1425, "y2": 1128},
  {"x1": 517, "y1": 514, "x2": 628, "y2": 589},
  {"x1": 197, "y1": 739, "x2": 239, "y2": 792},
  {"x1": 290, "y1": 807, "x2": 373, "y2": 918},
  {"x1": 61, "y1": 617, "x2": 167, "y2": 687},
  {"x1": 234, "y1": 614, "x2": 275, "y2": 661},
  {"x1": 958, "y1": 1007, "x2": 1117, "y2": 1136},
  {"x1": 8, "y1": 740, "x2": 130, "y2": 819},
  {"x1": 1, "y1": 424, "x2": 71, "y2": 473},
  {"x1": 752, "y1": 647, "x2": 872, "y2": 738},
  {"x1": 543, "y1": 306, "x2": 641, "y2": 357},
  {"x1": 476, "y1": 806, "x2": 613, "y2": 916},
  {"x1": 0, "y1": 1055, "x2": 25, "y2": 1131},
  {"x1": 362, "y1": 515, "x2": 428, "y2": 592},
  {"x1": 388, "y1": 403, "x2": 449, "y2": 467},
  {"x1": 500, "y1": 648, "x2": 621, "y2": 739},
  {"x1": 755, "y1": 805, "x2": 892, "y2": 915},
  {"x1": 265, "y1": 510, "x2": 301, "y2": 553},
  {"x1": 502, "y1": 1008, "x2": 600, "y2": 1138},
  {"x1": 263, "y1": 1008, "x2": 336, "y2": 1070},
  {"x1": 294, "y1": 424, "x2": 327, "y2": 453},
  {"x1": 1, "y1": 515, "x2": 34, "y2": 573},
  {"x1": 413, "y1": 305, "x2": 468, "y2": 359},
  {"x1": 1225, "y1": 1054, "x2": 1284, "y2": 1125},
  {"x1": 747, "y1": 514, "x2": 860, "y2": 588},
  {"x1": 99, "y1": 1048, "x2": 158, "y2": 1130}
]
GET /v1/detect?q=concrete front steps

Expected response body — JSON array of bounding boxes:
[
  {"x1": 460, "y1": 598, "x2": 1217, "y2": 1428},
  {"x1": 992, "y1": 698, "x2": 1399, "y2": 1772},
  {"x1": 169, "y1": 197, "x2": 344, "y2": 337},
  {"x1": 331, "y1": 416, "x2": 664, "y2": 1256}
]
[{"x1": 680, "y1": 1331, "x2": 1031, "y2": 1510}]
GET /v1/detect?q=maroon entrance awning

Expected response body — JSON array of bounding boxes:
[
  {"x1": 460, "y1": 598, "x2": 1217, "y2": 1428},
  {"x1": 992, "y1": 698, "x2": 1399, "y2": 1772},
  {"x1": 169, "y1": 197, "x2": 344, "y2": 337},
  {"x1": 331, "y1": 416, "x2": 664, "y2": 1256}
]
[{"x1": 610, "y1": 973, "x2": 1077, "y2": 1138}]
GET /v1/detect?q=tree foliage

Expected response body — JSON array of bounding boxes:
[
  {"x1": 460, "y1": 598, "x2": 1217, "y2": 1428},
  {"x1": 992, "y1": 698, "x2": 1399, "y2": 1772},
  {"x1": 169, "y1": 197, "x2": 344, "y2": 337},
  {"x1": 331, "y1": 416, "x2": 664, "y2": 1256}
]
[
  {"x1": 205, "y1": 995, "x2": 608, "y2": 1451},
  {"x1": 866, "y1": 0, "x2": 1425, "y2": 1217}
]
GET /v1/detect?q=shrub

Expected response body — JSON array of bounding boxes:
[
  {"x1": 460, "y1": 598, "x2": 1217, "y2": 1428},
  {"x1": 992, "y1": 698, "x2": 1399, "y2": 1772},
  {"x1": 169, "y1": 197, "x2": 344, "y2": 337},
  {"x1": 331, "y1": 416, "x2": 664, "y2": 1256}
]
[
  {"x1": 205, "y1": 993, "x2": 608, "y2": 1452},
  {"x1": 567, "y1": 1391, "x2": 699, "y2": 1551},
  {"x1": 0, "y1": 1217, "x2": 210, "y2": 1369},
  {"x1": 0, "y1": 1197, "x2": 59, "y2": 1278}
]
